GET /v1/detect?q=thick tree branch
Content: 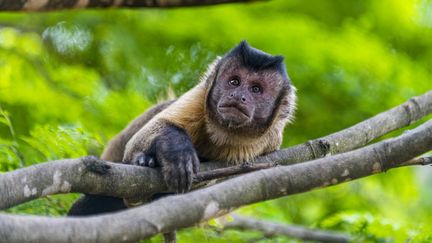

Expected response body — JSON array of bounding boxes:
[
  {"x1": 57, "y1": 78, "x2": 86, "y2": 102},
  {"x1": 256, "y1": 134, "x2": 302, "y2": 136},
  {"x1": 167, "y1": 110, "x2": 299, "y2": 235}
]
[
  {"x1": 0, "y1": 119, "x2": 431, "y2": 243},
  {"x1": 0, "y1": 0, "x2": 258, "y2": 12},
  {"x1": 0, "y1": 157, "x2": 165, "y2": 210},
  {"x1": 0, "y1": 90, "x2": 431, "y2": 209},
  {"x1": 254, "y1": 90, "x2": 432, "y2": 165},
  {"x1": 0, "y1": 156, "x2": 270, "y2": 209},
  {"x1": 223, "y1": 215, "x2": 351, "y2": 243}
]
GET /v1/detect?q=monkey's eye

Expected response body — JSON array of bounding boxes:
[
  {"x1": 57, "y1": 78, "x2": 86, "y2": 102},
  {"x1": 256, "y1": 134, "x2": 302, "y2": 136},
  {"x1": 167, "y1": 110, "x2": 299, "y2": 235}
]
[
  {"x1": 251, "y1": 85, "x2": 262, "y2": 94},
  {"x1": 229, "y1": 79, "x2": 240, "y2": 86}
]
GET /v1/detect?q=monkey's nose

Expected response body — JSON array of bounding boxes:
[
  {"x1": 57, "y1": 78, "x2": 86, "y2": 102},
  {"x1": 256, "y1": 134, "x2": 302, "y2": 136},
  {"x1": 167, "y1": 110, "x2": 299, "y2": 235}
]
[{"x1": 229, "y1": 93, "x2": 247, "y2": 103}]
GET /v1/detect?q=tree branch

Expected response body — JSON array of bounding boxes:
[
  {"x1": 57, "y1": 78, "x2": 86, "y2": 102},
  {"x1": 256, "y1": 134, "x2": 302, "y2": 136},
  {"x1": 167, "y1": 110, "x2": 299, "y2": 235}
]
[
  {"x1": 223, "y1": 215, "x2": 351, "y2": 243},
  {"x1": 0, "y1": 119, "x2": 431, "y2": 243},
  {"x1": 254, "y1": 90, "x2": 432, "y2": 166},
  {"x1": 194, "y1": 161, "x2": 276, "y2": 182},
  {"x1": 196, "y1": 155, "x2": 432, "y2": 182},
  {"x1": 0, "y1": 156, "x2": 165, "y2": 210},
  {"x1": 0, "y1": 90, "x2": 431, "y2": 209},
  {"x1": 0, "y1": 0, "x2": 258, "y2": 12},
  {"x1": 398, "y1": 156, "x2": 432, "y2": 167}
]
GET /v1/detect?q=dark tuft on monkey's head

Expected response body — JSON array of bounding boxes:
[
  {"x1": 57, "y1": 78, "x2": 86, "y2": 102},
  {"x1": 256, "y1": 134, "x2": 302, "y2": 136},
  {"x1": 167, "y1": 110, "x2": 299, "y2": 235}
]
[{"x1": 225, "y1": 40, "x2": 288, "y2": 80}]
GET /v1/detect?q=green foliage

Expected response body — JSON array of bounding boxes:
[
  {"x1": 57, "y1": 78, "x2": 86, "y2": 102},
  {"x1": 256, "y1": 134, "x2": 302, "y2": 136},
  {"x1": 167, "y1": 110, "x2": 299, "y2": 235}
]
[
  {"x1": 21, "y1": 124, "x2": 101, "y2": 162},
  {"x1": 321, "y1": 212, "x2": 432, "y2": 243},
  {"x1": 6, "y1": 194, "x2": 81, "y2": 216},
  {"x1": 1, "y1": 0, "x2": 432, "y2": 241}
]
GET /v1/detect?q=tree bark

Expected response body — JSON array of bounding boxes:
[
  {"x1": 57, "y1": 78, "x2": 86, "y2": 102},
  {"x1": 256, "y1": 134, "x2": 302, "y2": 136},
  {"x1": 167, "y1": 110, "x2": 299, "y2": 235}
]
[
  {"x1": 0, "y1": 156, "x2": 165, "y2": 210},
  {"x1": 0, "y1": 0, "x2": 257, "y2": 12},
  {"x1": 0, "y1": 119, "x2": 431, "y2": 243}
]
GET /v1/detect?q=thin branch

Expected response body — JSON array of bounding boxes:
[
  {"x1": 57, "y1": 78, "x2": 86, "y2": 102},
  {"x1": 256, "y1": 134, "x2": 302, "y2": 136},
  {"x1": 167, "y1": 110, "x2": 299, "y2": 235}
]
[
  {"x1": 399, "y1": 156, "x2": 432, "y2": 167},
  {"x1": 223, "y1": 215, "x2": 351, "y2": 243},
  {"x1": 193, "y1": 161, "x2": 276, "y2": 182},
  {"x1": 196, "y1": 156, "x2": 432, "y2": 182},
  {"x1": 0, "y1": 0, "x2": 259, "y2": 12},
  {"x1": 0, "y1": 90, "x2": 431, "y2": 209},
  {"x1": 0, "y1": 119, "x2": 431, "y2": 243}
]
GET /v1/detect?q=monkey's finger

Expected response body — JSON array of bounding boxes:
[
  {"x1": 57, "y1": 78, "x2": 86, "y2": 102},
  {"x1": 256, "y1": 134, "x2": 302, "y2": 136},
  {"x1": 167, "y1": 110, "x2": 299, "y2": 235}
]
[
  {"x1": 177, "y1": 162, "x2": 187, "y2": 193},
  {"x1": 142, "y1": 155, "x2": 151, "y2": 167},
  {"x1": 162, "y1": 163, "x2": 178, "y2": 192},
  {"x1": 133, "y1": 153, "x2": 146, "y2": 166},
  {"x1": 139, "y1": 156, "x2": 146, "y2": 166},
  {"x1": 148, "y1": 157, "x2": 156, "y2": 168},
  {"x1": 185, "y1": 158, "x2": 194, "y2": 190},
  {"x1": 192, "y1": 153, "x2": 200, "y2": 174}
]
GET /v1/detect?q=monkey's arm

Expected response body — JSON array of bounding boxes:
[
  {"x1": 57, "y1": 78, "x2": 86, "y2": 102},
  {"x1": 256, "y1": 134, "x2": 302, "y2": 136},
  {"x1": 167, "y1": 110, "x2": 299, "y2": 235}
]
[
  {"x1": 123, "y1": 121, "x2": 200, "y2": 193},
  {"x1": 122, "y1": 84, "x2": 205, "y2": 192},
  {"x1": 68, "y1": 100, "x2": 174, "y2": 216},
  {"x1": 100, "y1": 100, "x2": 175, "y2": 162}
]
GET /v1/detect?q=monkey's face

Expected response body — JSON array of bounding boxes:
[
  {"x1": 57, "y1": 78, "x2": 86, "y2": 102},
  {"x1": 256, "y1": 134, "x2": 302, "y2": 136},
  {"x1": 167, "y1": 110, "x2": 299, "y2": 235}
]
[{"x1": 208, "y1": 60, "x2": 287, "y2": 133}]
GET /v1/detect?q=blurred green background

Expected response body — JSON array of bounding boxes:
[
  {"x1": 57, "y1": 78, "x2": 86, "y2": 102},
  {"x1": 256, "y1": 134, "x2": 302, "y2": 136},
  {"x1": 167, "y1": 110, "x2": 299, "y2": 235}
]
[{"x1": 1, "y1": 0, "x2": 432, "y2": 242}]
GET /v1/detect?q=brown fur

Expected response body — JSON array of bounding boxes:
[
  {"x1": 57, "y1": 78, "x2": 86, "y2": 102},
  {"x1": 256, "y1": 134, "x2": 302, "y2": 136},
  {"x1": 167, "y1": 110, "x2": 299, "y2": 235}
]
[
  {"x1": 69, "y1": 42, "x2": 296, "y2": 219},
  {"x1": 100, "y1": 100, "x2": 174, "y2": 162},
  {"x1": 122, "y1": 57, "x2": 296, "y2": 164}
]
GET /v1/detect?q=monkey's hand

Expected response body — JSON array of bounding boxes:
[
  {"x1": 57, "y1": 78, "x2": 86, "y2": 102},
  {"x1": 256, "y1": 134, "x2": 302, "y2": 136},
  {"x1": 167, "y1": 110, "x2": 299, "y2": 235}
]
[{"x1": 130, "y1": 125, "x2": 200, "y2": 193}]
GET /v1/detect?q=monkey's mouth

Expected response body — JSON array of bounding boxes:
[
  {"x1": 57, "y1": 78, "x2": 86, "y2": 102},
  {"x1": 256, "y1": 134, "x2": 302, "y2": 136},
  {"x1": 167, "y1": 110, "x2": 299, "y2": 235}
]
[{"x1": 217, "y1": 103, "x2": 251, "y2": 122}]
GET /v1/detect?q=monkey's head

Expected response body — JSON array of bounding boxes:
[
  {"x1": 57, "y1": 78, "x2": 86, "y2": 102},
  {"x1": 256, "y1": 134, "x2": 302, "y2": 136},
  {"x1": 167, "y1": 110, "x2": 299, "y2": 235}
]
[{"x1": 205, "y1": 41, "x2": 296, "y2": 136}]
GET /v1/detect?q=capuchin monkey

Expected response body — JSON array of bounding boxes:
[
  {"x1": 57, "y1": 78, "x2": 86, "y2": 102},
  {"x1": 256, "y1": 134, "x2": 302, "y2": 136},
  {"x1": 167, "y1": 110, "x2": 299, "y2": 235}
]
[{"x1": 68, "y1": 40, "x2": 296, "y2": 216}]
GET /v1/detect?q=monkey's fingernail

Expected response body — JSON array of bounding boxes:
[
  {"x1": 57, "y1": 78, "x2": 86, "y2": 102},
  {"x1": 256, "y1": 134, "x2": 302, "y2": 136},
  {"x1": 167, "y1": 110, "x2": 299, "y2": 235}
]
[
  {"x1": 138, "y1": 156, "x2": 145, "y2": 166},
  {"x1": 149, "y1": 158, "x2": 156, "y2": 168}
]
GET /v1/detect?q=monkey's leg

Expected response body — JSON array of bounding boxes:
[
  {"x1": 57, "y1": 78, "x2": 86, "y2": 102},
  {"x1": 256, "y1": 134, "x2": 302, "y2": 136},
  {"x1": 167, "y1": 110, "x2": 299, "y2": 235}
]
[{"x1": 67, "y1": 195, "x2": 127, "y2": 216}]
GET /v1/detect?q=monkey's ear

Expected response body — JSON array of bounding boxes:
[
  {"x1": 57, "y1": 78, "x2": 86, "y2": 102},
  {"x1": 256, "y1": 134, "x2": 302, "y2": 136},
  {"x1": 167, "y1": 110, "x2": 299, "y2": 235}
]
[{"x1": 273, "y1": 85, "x2": 297, "y2": 127}]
